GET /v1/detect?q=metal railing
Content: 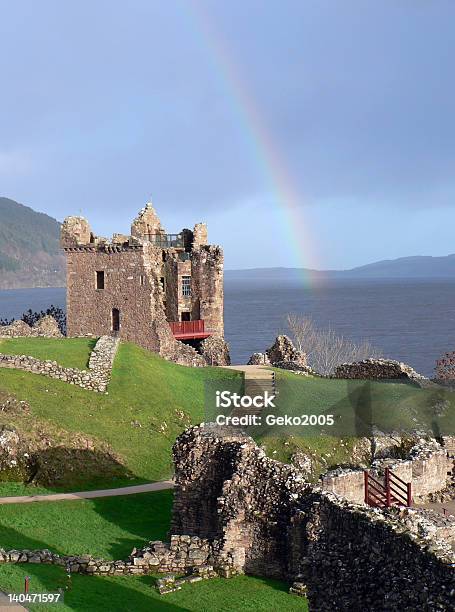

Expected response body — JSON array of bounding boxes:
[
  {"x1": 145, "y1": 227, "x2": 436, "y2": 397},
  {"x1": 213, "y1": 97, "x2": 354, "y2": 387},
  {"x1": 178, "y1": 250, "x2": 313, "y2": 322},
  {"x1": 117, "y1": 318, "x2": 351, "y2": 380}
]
[
  {"x1": 146, "y1": 233, "x2": 184, "y2": 248},
  {"x1": 169, "y1": 320, "x2": 206, "y2": 337}
]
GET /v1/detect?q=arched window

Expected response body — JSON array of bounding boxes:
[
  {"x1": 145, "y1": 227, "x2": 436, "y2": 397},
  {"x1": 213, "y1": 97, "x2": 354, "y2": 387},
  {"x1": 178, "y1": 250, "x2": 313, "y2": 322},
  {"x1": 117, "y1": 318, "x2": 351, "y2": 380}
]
[{"x1": 112, "y1": 308, "x2": 120, "y2": 332}]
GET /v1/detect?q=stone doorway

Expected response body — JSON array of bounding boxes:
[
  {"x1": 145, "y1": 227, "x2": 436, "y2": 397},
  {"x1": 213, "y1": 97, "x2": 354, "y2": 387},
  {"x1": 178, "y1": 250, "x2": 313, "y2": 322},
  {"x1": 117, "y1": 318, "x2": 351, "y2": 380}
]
[{"x1": 112, "y1": 308, "x2": 120, "y2": 332}]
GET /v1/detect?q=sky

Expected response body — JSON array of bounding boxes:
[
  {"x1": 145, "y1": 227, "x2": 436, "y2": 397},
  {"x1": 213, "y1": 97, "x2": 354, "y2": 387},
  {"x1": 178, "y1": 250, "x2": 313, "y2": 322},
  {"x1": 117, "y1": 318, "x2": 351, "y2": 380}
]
[{"x1": 0, "y1": 0, "x2": 454, "y2": 270}]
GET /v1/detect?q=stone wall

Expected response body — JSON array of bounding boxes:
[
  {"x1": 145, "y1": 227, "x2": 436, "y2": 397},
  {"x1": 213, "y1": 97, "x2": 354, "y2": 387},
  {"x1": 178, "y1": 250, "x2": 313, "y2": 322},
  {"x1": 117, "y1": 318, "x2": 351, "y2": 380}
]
[
  {"x1": 171, "y1": 425, "x2": 455, "y2": 609},
  {"x1": 297, "y1": 493, "x2": 455, "y2": 611},
  {"x1": 247, "y1": 336, "x2": 307, "y2": 368},
  {"x1": 62, "y1": 204, "x2": 226, "y2": 367},
  {"x1": 321, "y1": 441, "x2": 453, "y2": 503},
  {"x1": 190, "y1": 246, "x2": 224, "y2": 337},
  {"x1": 200, "y1": 336, "x2": 231, "y2": 366},
  {"x1": 320, "y1": 468, "x2": 366, "y2": 504},
  {"x1": 334, "y1": 358, "x2": 427, "y2": 382},
  {"x1": 436, "y1": 351, "x2": 455, "y2": 381},
  {"x1": 0, "y1": 423, "x2": 454, "y2": 609},
  {"x1": 0, "y1": 335, "x2": 119, "y2": 393}
]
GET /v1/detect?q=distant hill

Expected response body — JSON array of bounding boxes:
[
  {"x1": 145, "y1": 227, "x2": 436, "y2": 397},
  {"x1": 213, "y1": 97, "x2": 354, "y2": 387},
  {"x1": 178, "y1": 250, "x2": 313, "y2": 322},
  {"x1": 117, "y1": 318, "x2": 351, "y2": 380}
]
[
  {"x1": 0, "y1": 197, "x2": 65, "y2": 289},
  {"x1": 226, "y1": 255, "x2": 455, "y2": 280}
]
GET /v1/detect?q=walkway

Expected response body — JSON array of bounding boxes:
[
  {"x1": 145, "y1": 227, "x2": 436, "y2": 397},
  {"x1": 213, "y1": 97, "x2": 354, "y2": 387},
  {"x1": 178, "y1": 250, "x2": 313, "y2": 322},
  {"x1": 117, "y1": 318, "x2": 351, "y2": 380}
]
[
  {"x1": 219, "y1": 364, "x2": 276, "y2": 417},
  {"x1": 0, "y1": 480, "x2": 174, "y2": 505}
]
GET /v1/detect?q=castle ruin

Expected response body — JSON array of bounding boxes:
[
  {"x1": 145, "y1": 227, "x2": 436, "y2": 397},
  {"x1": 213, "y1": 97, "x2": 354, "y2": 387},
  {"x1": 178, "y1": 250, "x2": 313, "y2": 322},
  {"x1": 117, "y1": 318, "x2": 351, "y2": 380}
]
[{"x1": 61, "y1": 201, "x2": 228, "y2": 365}]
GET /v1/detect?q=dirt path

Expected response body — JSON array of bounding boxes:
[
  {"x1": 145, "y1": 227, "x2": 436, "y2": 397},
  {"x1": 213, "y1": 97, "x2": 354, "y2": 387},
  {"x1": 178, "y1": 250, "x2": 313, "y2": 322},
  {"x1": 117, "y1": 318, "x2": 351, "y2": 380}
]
[{"x1": 0, "y1": 480, "x2": 174, "y2": 505}]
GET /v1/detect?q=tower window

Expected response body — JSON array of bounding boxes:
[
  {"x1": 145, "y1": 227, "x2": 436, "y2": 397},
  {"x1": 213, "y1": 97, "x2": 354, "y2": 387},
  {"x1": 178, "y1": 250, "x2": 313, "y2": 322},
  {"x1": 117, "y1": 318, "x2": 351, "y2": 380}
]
[
  {"x1": 182, "y1": 275, "x2": 191, "y2": 297},
  {"x1": 96, "y1": 271, "x2": 105, "y2": 289},
  {"x1": 140, "y1": 274, "x2": 146, "y2": 286},
  {"x1": 160, "y1": 277, "x2": 165, "y2": 292}
]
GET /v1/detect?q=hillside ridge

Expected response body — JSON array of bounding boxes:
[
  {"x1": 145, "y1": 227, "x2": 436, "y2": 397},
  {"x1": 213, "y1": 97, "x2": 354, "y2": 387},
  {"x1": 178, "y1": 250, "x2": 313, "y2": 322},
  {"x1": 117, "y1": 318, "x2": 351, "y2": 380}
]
[{"x1": 0, "y1": 197, "x2": 65, "y2": 289}]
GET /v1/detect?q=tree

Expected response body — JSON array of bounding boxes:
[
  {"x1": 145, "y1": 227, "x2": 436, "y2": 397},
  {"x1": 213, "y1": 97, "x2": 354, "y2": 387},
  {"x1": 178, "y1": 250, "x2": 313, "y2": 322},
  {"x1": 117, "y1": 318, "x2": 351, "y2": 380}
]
[{"x1": 286, "y1": 314, "x2": 382, "y2": 375}]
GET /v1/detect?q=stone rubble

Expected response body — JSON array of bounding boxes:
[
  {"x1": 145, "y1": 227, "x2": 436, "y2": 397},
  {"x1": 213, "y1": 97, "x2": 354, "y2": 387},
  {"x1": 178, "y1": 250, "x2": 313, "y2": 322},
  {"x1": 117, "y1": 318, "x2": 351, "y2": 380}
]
[
  {"x1": 334, "y1": 358, "x2": 428, "y2": 383},
  {"x1": 0, "y1": 316, "x2": 62, "y2": 338},
  {"x1": 247, "y1": 335, "x2": 307, "y2": 369}
]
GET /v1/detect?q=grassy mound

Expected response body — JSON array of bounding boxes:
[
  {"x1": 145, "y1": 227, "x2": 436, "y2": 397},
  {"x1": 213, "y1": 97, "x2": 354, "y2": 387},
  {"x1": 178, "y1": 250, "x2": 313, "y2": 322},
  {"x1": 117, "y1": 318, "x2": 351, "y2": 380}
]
[{"x1": 0, "y1": 339, "x2": 240, "y2": 490}]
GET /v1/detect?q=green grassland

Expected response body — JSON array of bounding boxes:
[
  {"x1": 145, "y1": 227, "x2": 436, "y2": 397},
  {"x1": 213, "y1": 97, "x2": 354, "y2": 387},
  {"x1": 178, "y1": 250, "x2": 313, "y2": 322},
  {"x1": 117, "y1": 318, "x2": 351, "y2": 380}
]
[
  {"x1": 0, "y1": 566, "x2": 305, "y2": 612},
  {"x1": 0, "y1": 490, "x2": 307, "y2": 611},
  {"x1": 1, "y1": 337, "x2": 453, "y2": 490},
  {"x1": 0, "y1": 337, "x2": 97, "y2": 370},
  {"x1": 0, "y1": 339, "x2": 241, "y2": 491}
]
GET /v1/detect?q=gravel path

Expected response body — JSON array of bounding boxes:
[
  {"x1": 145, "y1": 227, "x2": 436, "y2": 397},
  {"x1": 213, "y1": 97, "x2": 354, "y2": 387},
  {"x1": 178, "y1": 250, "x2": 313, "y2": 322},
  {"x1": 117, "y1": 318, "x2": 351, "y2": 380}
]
[{"x1": 0, "y1": 480, "x2": 174, "y2": 505}]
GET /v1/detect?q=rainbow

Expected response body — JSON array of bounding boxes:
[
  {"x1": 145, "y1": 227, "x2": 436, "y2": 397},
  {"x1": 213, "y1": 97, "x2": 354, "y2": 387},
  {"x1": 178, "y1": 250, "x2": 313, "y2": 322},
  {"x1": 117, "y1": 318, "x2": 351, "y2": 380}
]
[{"x1": 182, "y1": 1, "x2": 319, "y2": 277}]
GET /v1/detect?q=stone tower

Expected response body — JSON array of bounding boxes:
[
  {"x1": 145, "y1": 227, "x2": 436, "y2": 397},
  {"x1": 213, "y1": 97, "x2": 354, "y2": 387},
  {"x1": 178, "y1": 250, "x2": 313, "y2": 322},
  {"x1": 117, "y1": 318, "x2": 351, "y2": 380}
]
[{"x1": 61, "y1": 202, "x2": 227, "y2": 366}]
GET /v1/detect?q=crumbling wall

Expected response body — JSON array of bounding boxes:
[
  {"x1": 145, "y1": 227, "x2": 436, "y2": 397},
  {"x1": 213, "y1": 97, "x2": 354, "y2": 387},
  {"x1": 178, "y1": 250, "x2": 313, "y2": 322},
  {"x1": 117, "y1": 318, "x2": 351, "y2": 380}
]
[
  {"x1": 334, "y1": 358, "x2": 427, "y2": 382},
  {"x1": 321, "y1": 442, "x2": 452, "y2": 503},
  {"x1": 60, "y1": 216, "x2": 92, "y2": 247},
  {"x1": 163, "y1": 251, "x2": 179, "y2": 322},
  {"x1": 0, "y1": 316, "x2": 62, "y2": 338},
  {"x1": 171, "y1": 425, "x2": 455, "y2": 610},
  {"x1": 191, "y1": 246, "x2": 224, "y2": 337},
  {"x1": 298, "y1": 494, "x2": 455, "y2": 611},
  {"x1": 200, "y1": 336, "x2": 230, "y2": 366},
  {"x1": 0, "y1": 335, "x2": 119, "y2": 393},
  {"x1": 320, "y1": 468, "x2": 365, "y2": 504}
]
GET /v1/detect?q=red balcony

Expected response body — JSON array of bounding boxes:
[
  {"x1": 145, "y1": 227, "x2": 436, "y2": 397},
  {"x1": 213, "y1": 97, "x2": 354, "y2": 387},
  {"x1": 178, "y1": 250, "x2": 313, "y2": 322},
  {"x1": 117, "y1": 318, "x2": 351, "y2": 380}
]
[{"x1": 169, "y1": 319, "x2": 211, "y2": 340}]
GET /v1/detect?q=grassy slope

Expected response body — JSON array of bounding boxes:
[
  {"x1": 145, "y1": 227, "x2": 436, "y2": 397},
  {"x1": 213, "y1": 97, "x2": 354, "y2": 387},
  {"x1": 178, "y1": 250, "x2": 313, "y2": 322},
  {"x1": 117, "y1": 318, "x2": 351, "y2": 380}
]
[
  {"x1": 247, "y1": 368, "x2": 455, "y2": 479},
  {"x1": 0, "y1": 490, "x2": 307, "y2": 611},
  {"x1": 0, "y1": 337, "x2": 97, "y2": 370},
  {"x1": 0, "y1": 340, "x2": 241, "y2": 490},
  {"x1": 1, "y1": 338, "x2": 453, "y2": 488}
]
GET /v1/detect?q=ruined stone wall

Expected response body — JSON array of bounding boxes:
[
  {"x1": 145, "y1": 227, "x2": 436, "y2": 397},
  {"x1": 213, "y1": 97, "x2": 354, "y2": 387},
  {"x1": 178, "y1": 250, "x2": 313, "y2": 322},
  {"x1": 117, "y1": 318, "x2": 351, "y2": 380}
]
[
  {"x1": 171, "y1": 425, "x2": 455, "y2": 610},
  {"x1": 164, "y1": 252, "x2": 179, "y2": 322},
  {"x1": 321, "y1": 442, "x2": 452, "y2": 503},
  {"x1": 297, "y1": 493, "x2": 455, "y2": 611},
  {"x1": 65, "y1": 246, "x2": 160, "y2": 347},
  {"x1": 0, "y1": 336, "x2": 119, "y2": 393},
  {"x1": 0, "y1": 317, "x2": 62, "y2": 338},
  {"x1": 193, "y1": 223, "x2": 208, "y2": 248},
  {"x1": 334, "y1": 358, "x2": 427, "y2": 382},
  {"x1": 190, "y1": 246, "x2": 224, "y2": 336},
  {"x1": 436, "y1": 351, "x2": 455, "y2": 380},
  {"x1": 320, "y1": 468, "x2": 365, "y2": 504}
]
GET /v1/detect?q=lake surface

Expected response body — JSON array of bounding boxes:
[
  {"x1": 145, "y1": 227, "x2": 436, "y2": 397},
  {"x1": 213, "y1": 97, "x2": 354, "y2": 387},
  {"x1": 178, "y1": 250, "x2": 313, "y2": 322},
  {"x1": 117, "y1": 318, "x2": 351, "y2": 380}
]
[{"x1": 1, "y1": 278, "x2": 455, "y2": 377}]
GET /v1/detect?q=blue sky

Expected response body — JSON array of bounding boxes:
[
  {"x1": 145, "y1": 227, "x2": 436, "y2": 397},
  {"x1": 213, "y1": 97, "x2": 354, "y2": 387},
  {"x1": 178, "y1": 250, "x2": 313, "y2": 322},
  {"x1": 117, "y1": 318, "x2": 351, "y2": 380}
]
[{"x1": 1, "y1": 0, "x2": 454, "y2": 270}]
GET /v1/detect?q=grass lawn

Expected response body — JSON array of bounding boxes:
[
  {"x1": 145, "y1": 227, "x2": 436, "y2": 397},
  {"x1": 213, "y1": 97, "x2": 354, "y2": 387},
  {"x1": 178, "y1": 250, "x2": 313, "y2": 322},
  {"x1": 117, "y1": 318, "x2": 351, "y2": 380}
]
[
  {"x1": 0, "y1": 490, "x2": 307, "y2": 611},
  {"x1": 0, "y1": 566, "x2": 307, "y2": 611},
  {"x1": 0, "y1": 491, "x2": 173, "y2": 560},
  {"x1": 0, "y1": 337, "x2": 97, "y2": 370},
  {"x1": 0, "y1": 340, "x2": 241, "y2": 491}
]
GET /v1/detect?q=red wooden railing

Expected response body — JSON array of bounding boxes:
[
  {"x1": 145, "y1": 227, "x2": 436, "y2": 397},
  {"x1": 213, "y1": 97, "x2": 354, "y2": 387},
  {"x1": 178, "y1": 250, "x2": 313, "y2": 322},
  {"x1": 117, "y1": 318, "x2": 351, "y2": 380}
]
[
  {"x1": 169, "y1": 320, "x2": 210, "y2": 339},
  {"x1": 364, "y1": 467, "x2": 412, "y2": 508}
]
